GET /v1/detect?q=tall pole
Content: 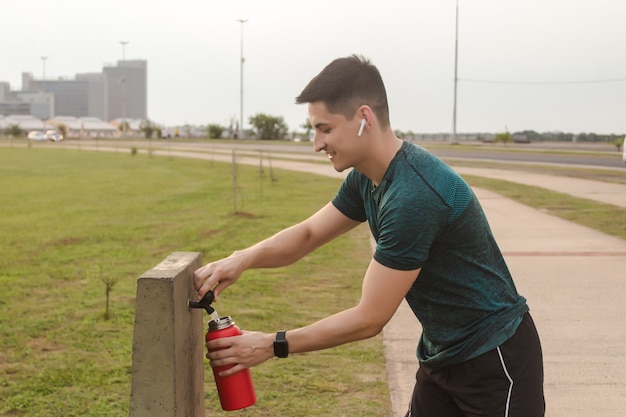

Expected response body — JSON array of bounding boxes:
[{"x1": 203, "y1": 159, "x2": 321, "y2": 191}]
[
  {"x1": 40, "y1": 56, "x2": 48, "y2": 120},
  {"x1": 120, "y1": 75, "x2": 127, "y2": 138},
  {"x1": 40, "y1": 56, "x2": 48, "y2": 83},
  {"x1": 120, "y1": 41, "x2": 129, "y2": 61},
  {"x1": 451, "y1": 0, "x2": 459, "y2": 144},
  {"x1": 119, "y1": 41, "x2": 129, "y2": 138},
  {"x1": 236, "y1": 19, "x2": 247, "y2": 139}
]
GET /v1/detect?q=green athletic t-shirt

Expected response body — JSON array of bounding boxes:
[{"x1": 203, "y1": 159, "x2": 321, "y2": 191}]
[{"x1": 332, "y1": 141, "x2": 529, "y2": 369}]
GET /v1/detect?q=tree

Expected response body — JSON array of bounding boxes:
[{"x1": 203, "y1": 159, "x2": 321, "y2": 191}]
[
  {"x1": 119, "y1": 120, "x2": 130, "y2": 137},
  {"x1": 248, "y1": 113, "x2": 289, "y2": 140},
  {"x1": 494, "y1": 131, "x2": 512, "y2": 145},
  {"x1": 57, "y1": 124, "x2": 68, "y2": 139},
  {"x1": 5, "y1": 124, "x2": 23, "y2": 138},
  {"x1": 207, "y1": 124, "x2": 225, "y2": 139},
  {"x1": 140, "y1": 119, "x2": 157, "y2": 139},
  {"x1": 514, "y1": 130, "x2": 541, "y2": 142},
  {"x1": 300, "y1": 119, "x2": 312, "y2": 139},
  {"x1": 88, "y1": 263, "x2": 118, "y2": 320}
]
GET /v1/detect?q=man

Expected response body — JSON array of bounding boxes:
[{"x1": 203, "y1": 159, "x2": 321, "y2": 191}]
[{"x1": 194, "y1": 55, "x2": 545, "y2": 416}]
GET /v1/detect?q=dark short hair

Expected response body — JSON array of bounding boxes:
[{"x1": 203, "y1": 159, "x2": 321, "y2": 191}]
[{"x1": 295, "y1": 55, "x2": 390, "y2": 128}]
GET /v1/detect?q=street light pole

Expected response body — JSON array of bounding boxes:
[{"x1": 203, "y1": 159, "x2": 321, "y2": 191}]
[
  {"x1": 236, "y1": 19, "x2": 247, "y2": 139},
  {"x1": 120, "y1": 76, "x2": 127, "y2": 138},
  {"x1": 119, "y1": 41, "x2": 129, "y2": 138},
  {"x1": 120, "y1": 41, "x2": 129, "y2": 61},
  {"x1": 40, "y1": 56, "x2": 48, "y2": 120},
  {"x1": 451, "y1": 0, "x2": 459, "y2": 144},
  {"x1": 40, "y1": 56, "x2": 48, "y2": 82}
]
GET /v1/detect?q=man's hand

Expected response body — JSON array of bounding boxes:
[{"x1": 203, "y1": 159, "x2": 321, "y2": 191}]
[
  {"x1": 206, "y1": 331, "x2": 275, "y2": 377},
  {"x1": 193, "y1": 252, "x2": 246, "y2": 300}
]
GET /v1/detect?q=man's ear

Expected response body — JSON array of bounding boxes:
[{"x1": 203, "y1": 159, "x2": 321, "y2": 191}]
[{"x1": 355, "y1": 105, "x2": 375, "y2": 135}]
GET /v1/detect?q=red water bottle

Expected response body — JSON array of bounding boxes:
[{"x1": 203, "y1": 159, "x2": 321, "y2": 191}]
[
  {"x1": 207, "y1": 316, "x2": 257, "y2": 411},
  {"x1": 190, "y1": 291, "x2": 257, "y2": 411}
]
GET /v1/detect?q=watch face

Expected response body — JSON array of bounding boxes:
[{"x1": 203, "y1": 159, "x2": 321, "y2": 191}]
[{"x1": 274, "y1": 341, "x2": 288, "y2": 358}]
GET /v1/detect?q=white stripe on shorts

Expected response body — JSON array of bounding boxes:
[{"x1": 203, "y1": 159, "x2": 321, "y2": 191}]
[{"x1": 497, "y1": 346, "x2": 514, "y2": 417}]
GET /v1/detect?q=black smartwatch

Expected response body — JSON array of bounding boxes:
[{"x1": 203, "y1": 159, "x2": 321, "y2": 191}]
[{"x1": 273, "y1": 331, "x2": 289, "y2": 358}]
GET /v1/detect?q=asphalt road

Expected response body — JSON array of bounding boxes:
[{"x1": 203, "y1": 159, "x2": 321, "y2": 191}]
[
  {"x1": 431, "y1": 146, "x2": 625, "y2": 169},
  {"x1": 167, "y1": 139, "x2": 626, "y2": 169},
  {"x1": 6, "y1": 137, "x2": 626, "y2": 171}
]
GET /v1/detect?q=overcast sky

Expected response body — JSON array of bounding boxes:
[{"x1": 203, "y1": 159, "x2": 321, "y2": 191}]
[{"x1": 3, "y1": 0, "x2": 625, "y2": 134}]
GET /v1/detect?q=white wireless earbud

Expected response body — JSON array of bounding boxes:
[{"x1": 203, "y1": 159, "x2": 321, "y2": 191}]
[{"x1": 357, "y1": 118, "x2": 366, "y2": 137}]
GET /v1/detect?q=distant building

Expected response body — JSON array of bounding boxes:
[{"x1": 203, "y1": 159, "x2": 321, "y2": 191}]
[
  {"x1": 0, "y1": 81, "x2": 36, "y2": 116},
  {"x1": 0, "y1": 60, "x2": 147, "y2": 123},
  {"x1": 48, "y1": 116, "x2": 118, "y2": 138},
  {"x1": 0, "y1": 101, "x2": 30, "y2": 116},
  {"x1": 103, "y1": 60, "x2": 147, "y2": 120},
  {"x1": 25, "y1": 73, "x2": 92, "y2": 119},
  {"x1": 78, "y1": 72, "x2": 107, "y2": 120},
  {"x1": 0, "y1": 114, "x2": 55, "y2": 132},
  {"x1": 0, "y1": 82, "x2": 11, "y2": 100},
  {"x1": 14, "y1": 89, "x2": 55, "y2": 119}
]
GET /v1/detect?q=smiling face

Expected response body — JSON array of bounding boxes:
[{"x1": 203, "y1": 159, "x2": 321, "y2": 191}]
[{"x1": 309, "y1": 101, "x2": 367, "y2": 173}]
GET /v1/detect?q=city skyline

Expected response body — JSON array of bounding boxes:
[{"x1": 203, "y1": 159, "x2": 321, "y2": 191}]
[
  {"x1": 2, "y1": 60, "x2": 147, "y2": 123},
  {"x1": 2, "y1": 0, "x2": 625, "y2": 134}
]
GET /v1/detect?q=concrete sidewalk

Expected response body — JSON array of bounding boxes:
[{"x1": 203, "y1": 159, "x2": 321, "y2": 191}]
[{"x1": 385, "y1": 169, "x2": 626, "y2": 417}]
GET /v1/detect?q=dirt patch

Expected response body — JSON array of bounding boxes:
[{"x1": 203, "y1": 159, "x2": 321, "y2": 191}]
[
  {"x1": 50, "y1": 236, "x2": 85, "y2": 247},
  {"x1": 27, "y1": 337, "x2": 64, "y2": 353},
  {"x1": 198, "y1": 229, "x2": 220, "y2": 239},
  {"x1": 233, "y1": 211, "x2": 261, "y2": 219}
]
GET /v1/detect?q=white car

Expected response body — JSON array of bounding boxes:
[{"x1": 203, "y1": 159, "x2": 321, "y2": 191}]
[
  {"x1": 27, "y1": 131, "x2": 48, "y2": 141},
  {"x1": 45, "y1": 130, "x2": 64, "y2": 142}
]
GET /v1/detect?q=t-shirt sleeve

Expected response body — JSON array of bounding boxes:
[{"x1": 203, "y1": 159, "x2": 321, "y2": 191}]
[
  {"x1": 373, "y1": 186, "x2": 451, "y2": 271},
  {"x1": 331, "y1": 170, "x2": 367, "y2": 222}
]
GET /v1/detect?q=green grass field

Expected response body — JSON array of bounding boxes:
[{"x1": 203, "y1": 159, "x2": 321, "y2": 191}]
[
  {"x1": 0, "y1": 148, "x2": 387, "y2": 416},
  {"x1": 1, "y1": 144, "x2": 624, "y2": 416}
]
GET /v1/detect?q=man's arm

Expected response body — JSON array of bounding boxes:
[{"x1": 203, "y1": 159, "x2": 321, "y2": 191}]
[
  {"x1": 194, "y1": 202, "x2": 362, "y2": 299},
  {"x1": 206, "y1": 258, "x2": 420, "y2": 376}
]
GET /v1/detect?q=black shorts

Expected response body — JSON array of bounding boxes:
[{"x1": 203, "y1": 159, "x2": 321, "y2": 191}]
[{"x1": 406, "y1": 313, "x2": 545, "y2": 417}]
